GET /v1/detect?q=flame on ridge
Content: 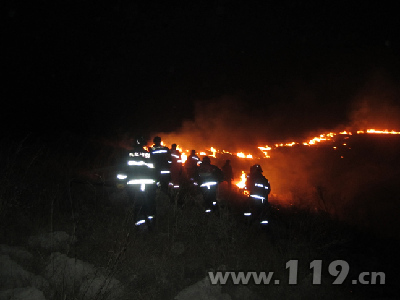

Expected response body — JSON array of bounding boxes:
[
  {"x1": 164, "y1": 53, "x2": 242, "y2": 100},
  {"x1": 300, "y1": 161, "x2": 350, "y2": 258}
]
[
  {"x1": 159, "y1": 129, "x2": 400, "y2": 162},
  {"x1": 365, "y1": 129, "x2": 400, "y2": 134},
  {"x1": 236, "y1": 152, "x2": 253, "y2": 159}
]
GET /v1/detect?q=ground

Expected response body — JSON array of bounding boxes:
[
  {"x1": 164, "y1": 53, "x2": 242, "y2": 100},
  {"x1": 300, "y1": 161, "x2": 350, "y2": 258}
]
[{"x1": 1, "y1": 135, "x2": 399, "y2": 299}]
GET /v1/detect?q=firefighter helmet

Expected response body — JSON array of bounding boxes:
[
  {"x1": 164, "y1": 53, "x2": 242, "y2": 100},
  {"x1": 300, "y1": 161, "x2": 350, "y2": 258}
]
[
  {"x1": 202, "y1": 156, "x2": 211, "y2": 165},
  {"x1": 251, "y1": 164, "x2": 263, "y2": 173},
  {"x1": 153, "y1": 136, "x2": 161, "y2": 145}
]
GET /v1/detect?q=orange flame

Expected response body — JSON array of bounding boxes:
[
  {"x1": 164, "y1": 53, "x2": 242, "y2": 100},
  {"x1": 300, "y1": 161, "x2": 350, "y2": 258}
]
[
  {"x1": 366, "y1": 129, "x2": 400, "y2": 134},
  {"x1": 258, "y1": 146, "x2": 271, "y2": 158},
  {"x1": 236, "y1": 152, "x2": 253, "y2": 159},
  {"x1": 339, "y1": 131, "x2": 352, "y2": 135},
  {"x1": 210, "y1": 147, "x2": 217, "y2": 158},
  {"x1": 236, "y1": 171, "x2": 246, "y2": 189}
]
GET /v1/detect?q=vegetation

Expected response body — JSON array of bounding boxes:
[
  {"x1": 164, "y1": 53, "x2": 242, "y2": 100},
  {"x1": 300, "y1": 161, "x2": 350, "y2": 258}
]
[{"x1": 0, "y1": 133, "x2": 398, "y2": 299}]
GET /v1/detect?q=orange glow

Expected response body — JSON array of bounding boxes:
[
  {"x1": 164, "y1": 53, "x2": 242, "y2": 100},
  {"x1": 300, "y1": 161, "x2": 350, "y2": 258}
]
[
  {"x1": 307, "y1": 133, "x2": 332, "y2": 145},
  {"x1": 258, "y1": 146, "x2": 271, "y2": 151},
  {"x1": 366, "y1": 129, "x2": 400, "y2": 134},
  {"x1": 285, "y1": 142, "x2": 296, "y2": 147},
  {"x1": 236, "y1": 152, "x2": 253, "y2": 159},
  {"x1": 210, "y1": 147, "x2": 217, "y2": 158},
  {"x1": 236, "y1": 171, "x2": 246, "y2": 189},
  {"x1": 357, "y1": 129, "x2": 400, "y2": 134},
  {"x1": 258, "y1": 146, "x2": 271, "y2": 158},
  {"x1": 154, "y1": 128, "x2": 400, "y2": 162}
]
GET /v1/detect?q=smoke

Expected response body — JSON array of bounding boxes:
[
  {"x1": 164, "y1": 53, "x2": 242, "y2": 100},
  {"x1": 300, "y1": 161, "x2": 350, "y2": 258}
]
[
  {"x1": 347, "y1": 71, "x2": 400, "y2": 130},
  {"x1": 155, "y1": 70, "x2": 400, "y2": 152},
  {"x1": 153, "y1": 95, "x2": 270, "y2": 152},
  {"x1": 150, "y1": 73, "x2": 400, "y2": 238}
]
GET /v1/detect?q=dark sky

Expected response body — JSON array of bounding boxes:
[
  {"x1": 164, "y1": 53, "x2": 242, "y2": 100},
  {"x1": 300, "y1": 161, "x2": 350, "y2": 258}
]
[{"x1": 3, "y1": 0, "x2": 400, "y2": 140}]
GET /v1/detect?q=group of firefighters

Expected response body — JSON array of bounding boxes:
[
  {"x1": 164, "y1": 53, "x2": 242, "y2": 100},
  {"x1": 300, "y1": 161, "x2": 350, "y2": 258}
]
[{"x1": 116, "y1": 136, "x2": 271, "y2": 230}]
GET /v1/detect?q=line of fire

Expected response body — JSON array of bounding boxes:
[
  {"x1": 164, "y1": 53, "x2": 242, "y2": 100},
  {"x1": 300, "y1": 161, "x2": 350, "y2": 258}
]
[{"x1": 159, "y1": 128, "x2": 400, "y2": 193}]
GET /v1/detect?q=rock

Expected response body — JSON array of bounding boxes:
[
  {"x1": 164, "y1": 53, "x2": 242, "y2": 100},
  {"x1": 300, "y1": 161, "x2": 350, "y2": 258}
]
[
  {"x1": 0, "y1": 254, "x2": 49, "y2": 292},
  {"x1": 175, "y1": 276, "x2": 231, "y2": 300},
  {"x1": 45, "y1": 252, "x2": 123, "y2": 300},
  {"x1": 79, "y1": 274, "x2": 122, "y2": 299},
  {"x1": 0, "y1": 287, "x2": 46, "y2": 300},
  {"x1": 28, "y1": 231, "x2": 76, "y2": 253},
  {"x1": 0, "y1": 244, "x2": 33, "y2": 267}
]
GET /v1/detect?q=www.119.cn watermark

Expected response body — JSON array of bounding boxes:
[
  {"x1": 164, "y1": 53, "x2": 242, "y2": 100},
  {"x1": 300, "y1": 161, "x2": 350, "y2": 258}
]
[{"x1": 209, "y1": 260, "x2": 385, "y2": 285}]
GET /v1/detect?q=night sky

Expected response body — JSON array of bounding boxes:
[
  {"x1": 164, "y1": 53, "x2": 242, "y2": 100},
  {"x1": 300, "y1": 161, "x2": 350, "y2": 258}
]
[{"x1": 3, "y1": 0, "x2": 400, "y2": 140}]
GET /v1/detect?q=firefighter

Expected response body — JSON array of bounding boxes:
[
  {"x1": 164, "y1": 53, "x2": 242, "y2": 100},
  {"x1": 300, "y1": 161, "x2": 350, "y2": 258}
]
[
  {"x1": 149, "y1": 136, "x2": 172, "y2": 194},
  {"x1": 245, "y1": 164, "x2": 271, "y2": 224},
  {"x1": 197, "y1": 156, "x2": 223, "y2": 212},
  {"x1": 169, "y1": 143, "x2": 183, "y2": 199},
  {"x1": 186, "y1": 150, "x2": 200, "y2": 184},
  {"x1": 116, "y1": 136, "x2": 157, "y2": 230},
  {"x1": 221, "y1": 159, "x2": 234, "y2": 190}
]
